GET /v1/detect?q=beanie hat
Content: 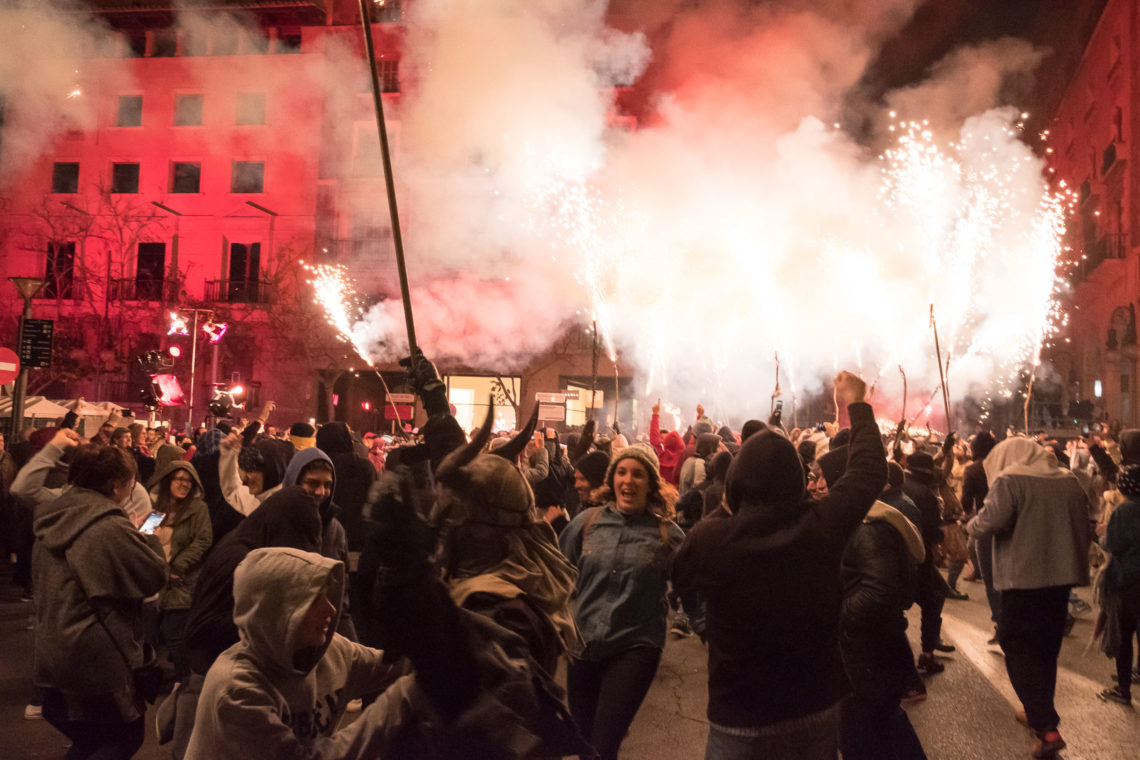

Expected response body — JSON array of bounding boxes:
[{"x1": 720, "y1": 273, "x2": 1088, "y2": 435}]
[
  {"x1": 797, "y1": 439, "x2": 817, "y2": 467},
  {"x1": 694, "y1": 419, "x2": 715, "y2": 437},
  {"x1": 726, "y1": 429, "x2": 805, "y2": 512},
  {"x1": 970, "y1": 430, "x2": 997, "y2": 461},
  {"x1": 1119, "y1": 464, "x2": 1140, "y2": 498},
  {"x1": 1120, "y1": 430, "x2": 1140, "y2": 466},
  {"x1": 626, "y1": 442, "x2": 660, "y2": 473},
  {"x1": 575, "y1": 450, "x2": 610, "y2": 489},
  {"x1": 816, "y1": 445, "x2": 849, "y2": 487},
  {"x1": 887, "y1": 461, "x2": 905, "y2": 489},
  {"x1": 289, "y1": 422, "x2": 316, "y2": 450},
  {"x1": 604, "y1": 446, "x2": 662, "y2": 493},
  {"x1": 741, "y1": 419, "x2": 767, "y2": 441}
]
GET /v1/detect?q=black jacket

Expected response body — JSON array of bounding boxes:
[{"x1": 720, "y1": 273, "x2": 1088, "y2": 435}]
[
  {"x1": 960, "y1": 460, "x2": 988, "y2": 516},
  {"x1": 840, "y1": 520, "x2": 914, "y2": 660},
  {"x1": 901, "y1": 476, "x2": 942, "y2": 567},
  {"x1": 672, "y1": 402, "x2": 886, "y2": 728}
]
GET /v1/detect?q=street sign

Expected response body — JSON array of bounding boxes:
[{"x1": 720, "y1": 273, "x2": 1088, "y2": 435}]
[
  {"x1": 0, "y1": 348, "x2": 19, "y2": 384},
  {"x1": 538, "y1": 403, "x2": 565, "y2": 422},
  {"x1": 562, "y1": 389, "x2": 580, "y2": 400},
  {"x1": 384, "y1": 403, "x2": 413, "y2": 421},
  {"x1": 18, "y1": 318, "x2": 53, "y2": 369},
  {"x1": 385, "y1": 393, "x2": 415, "y2": 404},
  {"x1": 535, "y1": 392, "x2": 566, "y2": 404}
]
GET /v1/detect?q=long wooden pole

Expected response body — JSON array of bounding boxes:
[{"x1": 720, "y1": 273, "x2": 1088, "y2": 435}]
[
  {"x1": 930, "y1": 305, "x2": 953, "y2": 431},
  {"x1": 358, "y1": 0, "x2": 417, "y2": 353}
]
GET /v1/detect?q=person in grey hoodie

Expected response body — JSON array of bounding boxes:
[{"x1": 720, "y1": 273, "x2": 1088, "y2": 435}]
[
  {"x1": 184, "y1": 547, "x2": 407, "y2": 760},
  {"x1": 283, "y1": 446, "x2": 357, "y2": 640},
  {"x1": 33, "y1": 444, "x2": 168, "y2": 759},
  {"x1": 968, "y1": 437, "x2": 1091, "y2": 759}
]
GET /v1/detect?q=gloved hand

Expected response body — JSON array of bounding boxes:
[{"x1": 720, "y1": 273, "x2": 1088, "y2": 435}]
[
  {"x1": 366, "y1": 469, "x2": 437, "y2": 585},
  {"x1": 942, "y1": 432, "x2": 957, "y2": 455},
  {"x1": 399, "y1": 349, "x2": 449, "y2": 418}
]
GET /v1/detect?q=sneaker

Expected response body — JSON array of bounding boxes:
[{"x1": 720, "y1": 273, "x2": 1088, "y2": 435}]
[
  {"x1": 19, "y1": 590, "x2": 33, "y2": 603},
  {"x1": 933, "y1": 640, "x2": 956, "y2": 653},
  {"x1": 23, "y1": 704, "x2": 42, "y2": 720},
  {"x1": 916, "y1": 653, "x2": 945, "y2": 675},
  {"x1": 1098, "y1": 685, "x2": 1132, "y2": 705},
  {"x1": 670, "y1": 614, "x2": 694, "y2": 638},
  {"x1": 346, "y1": 698, "x2": 363, "y2": 713},
  {"x1": 947, "y1": 589, "x2": 969, "y2": 601},
  {"x1": 1032, "y1": 730, "x2": 1066, "y2": 758},
  {"x1": 901, "y1": 688, "x2": 927, "y2": 705}
]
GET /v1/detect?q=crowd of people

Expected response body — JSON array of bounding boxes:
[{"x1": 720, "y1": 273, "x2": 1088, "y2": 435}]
[{"x1": 0, "y1": 357, "x2": 1137, "y2": 760}]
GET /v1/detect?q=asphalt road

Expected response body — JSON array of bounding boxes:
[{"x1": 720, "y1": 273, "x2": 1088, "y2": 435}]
[{"x1": 2, "y1": 571, "x2": 1138, "y2": 759}]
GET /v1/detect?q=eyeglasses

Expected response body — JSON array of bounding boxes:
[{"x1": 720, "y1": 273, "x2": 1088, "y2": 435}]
[{"x1": 171, "y1": 475, "x2": 194, "y2": 484}]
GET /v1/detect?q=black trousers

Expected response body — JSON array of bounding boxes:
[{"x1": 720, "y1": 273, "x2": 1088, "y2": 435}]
[
  {"x1": 916, "y1": 563, "x2": 947, "y2": 652},
  {"x1": 1114, "y1": 584, "x2": 1140, "y2": 697},
  {"x1": 999, "y1": 585, "x2": 1070, "y2": 735},
  {"x1": 567, "y1": 646, "x2": 662, "y2": 760},
  {"x1": 42, "y1": 689, "x2": 145, "y2": 760},
  {"x1": 840, "y1": 659, "x2": 927, "y2": 760}
]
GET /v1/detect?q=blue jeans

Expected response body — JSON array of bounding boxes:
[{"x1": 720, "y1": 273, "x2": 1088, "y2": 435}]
[{"x1": 706, "y1": 704, "x2": 839, "y2": 760}]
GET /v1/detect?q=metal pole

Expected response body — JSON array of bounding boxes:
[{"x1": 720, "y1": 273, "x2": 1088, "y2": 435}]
[
  {"x1": 188, "y1": 309, "x2": 200, "y2": 431},
  {"x1": 10, "y1": 298, "x2": 33, "y2": 438},
  {"x1": 358, "y1": 0, "x2": 417, "y2": 353}
]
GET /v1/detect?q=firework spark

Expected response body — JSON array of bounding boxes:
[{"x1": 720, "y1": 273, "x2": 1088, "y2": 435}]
[{"x1": 304, "y1": 262, "x2": 375, "y2": 367}]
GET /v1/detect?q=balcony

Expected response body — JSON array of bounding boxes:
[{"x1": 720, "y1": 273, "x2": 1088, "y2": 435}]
[
  {"x1": 108, "y1": 278, "x2": 178, "y2": 302},
  {"x1": 205, "y1": 278, "x2": 275, "y2": 305},
  {"x1": 34, "y1": 278, "x2": 88, "y2": 301}
]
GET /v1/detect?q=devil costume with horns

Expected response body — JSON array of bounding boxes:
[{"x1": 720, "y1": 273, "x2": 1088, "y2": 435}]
[{"x1": 358, "y1": 352, "x2": 591, "y2": 759}]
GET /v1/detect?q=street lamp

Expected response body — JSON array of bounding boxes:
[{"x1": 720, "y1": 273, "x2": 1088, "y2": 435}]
[{"x1": 8, "y1": 277, "x2": 47, "y2": 438}]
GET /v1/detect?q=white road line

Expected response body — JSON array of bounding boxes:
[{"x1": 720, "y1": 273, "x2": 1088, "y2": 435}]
[{"x1": 942, "y1": 613, "x2": 1140, "y2": 758}]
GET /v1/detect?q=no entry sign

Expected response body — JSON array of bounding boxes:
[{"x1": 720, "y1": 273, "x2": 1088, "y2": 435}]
[{"x1": 0, "y1": 347, "x2": 19, "y2": 384}]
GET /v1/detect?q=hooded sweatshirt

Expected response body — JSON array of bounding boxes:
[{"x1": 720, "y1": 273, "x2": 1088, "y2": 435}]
[
  {"x1": 969, "y1": 437, "x2": 1091, "y2": 591},
  {"x1": 672, "y1": 401, "x2": 886, "y2": 728},
  {"x1": 283, "y1": 447, "x2": 355, "y2": 639},
  {"x1": 148, "y1": 460, "x2": 213, "y2": 610},
  {"x1": 220, "y1": 437, "x2": 294, "y2": 517},
  {"x1": 185, "y1": 548, "x2": 407, "y2": 760},
  {"x1": 32, "y1": 487, "x2": 168, "y2": 721},
  {"x1": 185, "y1": 487, "x2": 323, "y2": 674}
]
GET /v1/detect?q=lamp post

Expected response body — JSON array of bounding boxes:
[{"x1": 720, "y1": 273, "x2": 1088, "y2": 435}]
[
  {"x1": 8, "y1": 277, "x2": 47, "y2": 438},
  {"x1": 171, "y1": 307, "x2": 215, "y2": 432}
]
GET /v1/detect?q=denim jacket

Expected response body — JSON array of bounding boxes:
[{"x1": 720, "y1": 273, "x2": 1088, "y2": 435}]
[{"x1": 559, "y1": 504, "x2": 684, "y2": 661}]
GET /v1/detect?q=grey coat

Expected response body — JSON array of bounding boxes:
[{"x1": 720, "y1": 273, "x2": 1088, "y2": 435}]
[
  {"x1": 32, "y1": 487, "x2": 168, "y2": 720},
  {"x1": 969, "y1": 472, "x2": 1090, "y2": 591}
]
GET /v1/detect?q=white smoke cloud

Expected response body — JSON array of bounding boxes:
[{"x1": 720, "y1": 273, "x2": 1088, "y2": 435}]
[
  {"x1": 348, "y1": 0, "x2": 1060, "y2": 425},
  {"x1": 0, "y1": 1, "x2": 131, "y2": 186}
]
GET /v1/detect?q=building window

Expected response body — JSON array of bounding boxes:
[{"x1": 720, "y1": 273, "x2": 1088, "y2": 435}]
[
  {"x1": 276, "y1": 27, "x2": 301, "y2": 53},
  {"x1": 171, "y1": 162, "x2": 201, "y2": 193},
  {"x1": 231, "y1": 161, "x2": 264, "y2": 193},
  {"x1": 45, "y1": 241, "x2": 76, "y2": 299},
  {"x1": 378, "y1": 59, "x2": 399, "y2": 93},
  {"x1": 227, "y1": 242, "x2": 262, "y2": 302},
  {"x1": 52, "y1": 162, "x2": 79, "y2": 193},
  {"x1": 124, "y1": 30, "x2": 147, "y2": 57},
  {"x1": 135, "y1": 242, "x2": 166, "y2": 300},
  {"x1": 370, "y1": 0, "x2": 402, "y2": 23},
  {"x1": 173, "y1": 94, "x2": 203, "y2": 126},
  {"x1": 235, "y1": 93, "x2": 266, "y2": 125},
  {"x1": 152, "y1": 28, "x2": 177, "y2": 57},
  {"x1": 111, "y1": 163, "x2": 139, "y2": 193},
  {"x1": 117, "y1": 95, "x2": 142, "y2": 126}
]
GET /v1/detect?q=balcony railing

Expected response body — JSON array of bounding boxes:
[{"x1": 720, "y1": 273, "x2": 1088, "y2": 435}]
[
  {"x1": 205, "y1": 278, "x2": 275, "y2": 305},
  {"x1": 34, "y1": 278, "x2": 87, "y2": 301},
  {"x1": 108, "y1": 278, "x2": 178, "y2": 302}
]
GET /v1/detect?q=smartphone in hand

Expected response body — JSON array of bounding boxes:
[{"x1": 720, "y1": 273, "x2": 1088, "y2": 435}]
[{"x1": 139, "y1": 512, "x2": 165, "y2": 535}]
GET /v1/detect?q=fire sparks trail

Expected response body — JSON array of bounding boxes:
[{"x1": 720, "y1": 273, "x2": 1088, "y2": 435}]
[{"x1": 304, "y1": 262, "x2": 375, "y2": 367}]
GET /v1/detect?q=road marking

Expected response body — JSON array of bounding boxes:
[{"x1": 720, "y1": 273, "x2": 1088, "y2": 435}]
[{"x1": 942, "y1": 613, "x2": 1140, "y2": 757}]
